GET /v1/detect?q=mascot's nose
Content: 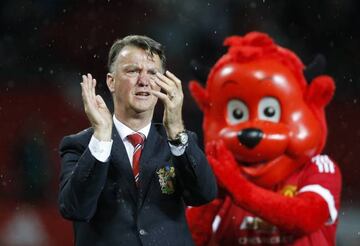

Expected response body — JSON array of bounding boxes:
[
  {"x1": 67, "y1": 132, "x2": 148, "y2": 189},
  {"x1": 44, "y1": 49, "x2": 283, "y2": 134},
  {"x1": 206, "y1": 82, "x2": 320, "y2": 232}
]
[{"x1": 237, "y1": 128, "x2": 264, "y2": 149}]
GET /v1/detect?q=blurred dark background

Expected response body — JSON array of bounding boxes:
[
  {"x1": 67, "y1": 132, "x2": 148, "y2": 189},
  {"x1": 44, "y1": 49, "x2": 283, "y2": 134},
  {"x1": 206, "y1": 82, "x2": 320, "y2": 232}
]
[{"x1": 0, "y1": 0, "x2": 359, "y2": 245}]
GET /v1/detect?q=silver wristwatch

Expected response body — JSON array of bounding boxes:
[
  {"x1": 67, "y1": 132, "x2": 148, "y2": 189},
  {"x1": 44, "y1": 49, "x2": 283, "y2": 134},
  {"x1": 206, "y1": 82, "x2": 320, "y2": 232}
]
[{"x1": 168, "y1": 130, "x2": 189, "y2": 146}]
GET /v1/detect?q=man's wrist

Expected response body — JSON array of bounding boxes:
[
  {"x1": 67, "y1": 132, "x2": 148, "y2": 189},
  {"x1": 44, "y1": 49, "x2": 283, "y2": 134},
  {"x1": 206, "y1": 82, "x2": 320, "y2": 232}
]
[
  {"x1": 93, "y1": 128, "x2": 112, "y2": 141},
  {"x1": 166, "y1": 124, "x2": 185, "y2": 140},
  {"x1": 168, "y1": 130, "x2": 188, "y2": 147}
]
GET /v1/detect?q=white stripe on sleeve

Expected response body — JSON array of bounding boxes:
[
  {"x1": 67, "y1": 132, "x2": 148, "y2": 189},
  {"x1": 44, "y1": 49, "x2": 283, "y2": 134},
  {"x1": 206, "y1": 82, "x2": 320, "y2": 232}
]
[{"x1": 299, "y1": 184, "x2": 337, "y2": 225}]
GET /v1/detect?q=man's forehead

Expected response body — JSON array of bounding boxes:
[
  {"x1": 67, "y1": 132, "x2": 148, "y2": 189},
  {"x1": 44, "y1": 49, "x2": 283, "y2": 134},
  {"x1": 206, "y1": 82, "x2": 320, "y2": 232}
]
[{"x1": 118, "y1": 46, "x2": 160, "y2": 63}]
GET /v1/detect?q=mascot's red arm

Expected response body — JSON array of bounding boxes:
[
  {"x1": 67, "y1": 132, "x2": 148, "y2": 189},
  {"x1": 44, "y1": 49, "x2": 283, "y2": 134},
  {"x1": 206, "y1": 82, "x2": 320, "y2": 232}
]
[
  {"x1": 186, "y1": 199, "x2": 223, "y2": 246},
  {"x1": 205, "y1": 140, "x2": 331, "y2": 235}
]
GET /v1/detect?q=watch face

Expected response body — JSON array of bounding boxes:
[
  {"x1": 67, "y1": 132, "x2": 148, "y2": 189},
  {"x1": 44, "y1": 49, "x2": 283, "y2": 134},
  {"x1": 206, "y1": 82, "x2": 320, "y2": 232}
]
[{"x1": 179, "y1": 132, "x2": 189, "y2": 145}]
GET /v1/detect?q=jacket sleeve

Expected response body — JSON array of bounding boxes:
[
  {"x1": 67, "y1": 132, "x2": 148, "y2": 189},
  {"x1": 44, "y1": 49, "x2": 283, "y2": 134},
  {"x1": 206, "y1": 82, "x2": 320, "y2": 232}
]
[
  {"x1": 172, "y1": 131, "x2": 217, "y2": 206},
  {"x1": 58, "y1": 129, "x2": 109, "y2": 222}
]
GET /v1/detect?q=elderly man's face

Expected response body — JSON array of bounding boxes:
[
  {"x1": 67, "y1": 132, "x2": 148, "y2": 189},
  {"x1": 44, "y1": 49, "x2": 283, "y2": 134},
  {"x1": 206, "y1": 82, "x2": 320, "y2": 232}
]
[{"x1": 107, "y1": 45, "x2": 162, "y2": 117}]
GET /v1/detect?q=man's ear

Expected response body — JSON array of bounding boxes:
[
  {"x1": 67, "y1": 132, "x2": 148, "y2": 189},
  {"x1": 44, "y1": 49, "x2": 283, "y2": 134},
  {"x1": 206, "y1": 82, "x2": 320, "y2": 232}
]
[
  {"x1": 188, "y1": 80, "x2": 210, "y2": 111},
  {"x1": 106, "y1": 73, "x2": 115, "y2": 93}
]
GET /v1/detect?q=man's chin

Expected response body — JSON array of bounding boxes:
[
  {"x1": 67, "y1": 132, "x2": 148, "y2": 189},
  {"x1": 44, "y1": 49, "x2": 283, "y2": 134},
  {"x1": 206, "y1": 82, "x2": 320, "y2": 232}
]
[{"x1": 131, "y1": 104, "x2": 156, "y2": 115}]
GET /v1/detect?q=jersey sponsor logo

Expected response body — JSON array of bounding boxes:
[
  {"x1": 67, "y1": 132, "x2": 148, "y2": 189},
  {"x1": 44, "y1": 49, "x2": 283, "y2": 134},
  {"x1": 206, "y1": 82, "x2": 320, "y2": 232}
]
[
  {"x1": 311, "y1": 155, "x2": 335, "y2": 173},
  {"x1": 238, "y1": 235, "x2": 293, "y2": 245},
  {"x1": 238, "y1": 216, "x2": 293, "y2": 244},
  {"x1": 239, "y1": 216, "x2": 274, "y2": 232}
]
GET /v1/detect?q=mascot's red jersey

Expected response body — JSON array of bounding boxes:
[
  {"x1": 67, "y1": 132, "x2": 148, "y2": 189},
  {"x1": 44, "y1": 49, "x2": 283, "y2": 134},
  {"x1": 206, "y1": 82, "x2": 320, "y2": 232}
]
[{"x1": 187, "y1": 32, "x2": 341, "y2": 246}]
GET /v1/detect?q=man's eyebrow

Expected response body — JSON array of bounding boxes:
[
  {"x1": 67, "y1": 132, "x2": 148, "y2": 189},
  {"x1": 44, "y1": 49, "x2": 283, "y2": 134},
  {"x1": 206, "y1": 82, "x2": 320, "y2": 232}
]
[
  {"x1": 123, "y1": 64, "x2": 139, "y2": 68},
  {"x1": 148, "y1": 68, "x2": 160, "y2": 72}
]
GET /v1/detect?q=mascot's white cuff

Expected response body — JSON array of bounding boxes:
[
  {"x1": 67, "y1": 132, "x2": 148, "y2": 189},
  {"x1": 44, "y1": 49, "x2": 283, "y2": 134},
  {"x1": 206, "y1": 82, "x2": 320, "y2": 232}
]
[
  {"x1": 212, "y1": 215, "x2": 221, "y2": 232},
  {"x1": 298, "y1": 184, "x2": 337, "y2": 225}
]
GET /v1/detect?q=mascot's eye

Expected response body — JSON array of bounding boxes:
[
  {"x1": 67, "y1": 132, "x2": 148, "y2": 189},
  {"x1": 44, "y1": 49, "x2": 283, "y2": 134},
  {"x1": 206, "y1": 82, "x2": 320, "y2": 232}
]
[
  {"x1": 227, "y1": 100, "x2": 249, "y2": 125},
  {"x1": 264, "y1": 107, "x2": 275, "y2": 117},
  {"x1": 258, "y1": 97, "x2": 281, "y2": 122}
]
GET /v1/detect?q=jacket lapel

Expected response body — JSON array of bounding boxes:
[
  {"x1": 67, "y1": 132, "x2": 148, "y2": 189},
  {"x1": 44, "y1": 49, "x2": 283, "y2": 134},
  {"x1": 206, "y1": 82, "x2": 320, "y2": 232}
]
[
  {"x1": 137, "y1": 124, "x2": 168, "y2": 208},
  {"x1": 110, "y1": 125, "x2": 138, "y2": 204}
]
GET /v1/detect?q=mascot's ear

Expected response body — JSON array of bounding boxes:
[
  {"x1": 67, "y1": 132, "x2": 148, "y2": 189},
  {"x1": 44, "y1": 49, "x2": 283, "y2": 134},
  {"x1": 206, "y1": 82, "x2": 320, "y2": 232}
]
[
  {"x1": 189, "y1": 81, "x2": 210, "y2": 111},
  {"x1": 305, "y1": 75, "x2": 335, "y2": 108}
]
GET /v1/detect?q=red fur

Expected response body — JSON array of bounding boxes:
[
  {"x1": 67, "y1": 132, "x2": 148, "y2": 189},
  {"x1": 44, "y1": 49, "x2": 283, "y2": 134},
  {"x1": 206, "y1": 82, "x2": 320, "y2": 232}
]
[
  {"x1": 186, "y1": 199, "x2": 223, "y2": 245},
  {"x1": 208, "y1": 32, "x2": 307, "y2": 93}
]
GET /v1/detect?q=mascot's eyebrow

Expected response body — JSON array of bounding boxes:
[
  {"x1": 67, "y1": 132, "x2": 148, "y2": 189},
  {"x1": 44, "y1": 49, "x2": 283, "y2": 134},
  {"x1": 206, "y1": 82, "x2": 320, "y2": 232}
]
[
  {"x1": 259, "y1": 76, "x2": 277, "y2": 83},
  {"x1": 221, "y1": 76, "x2": 274, "y2": 88},
  {"x1": 221, "y1": 80, "x2": 241, "y2": 88}
]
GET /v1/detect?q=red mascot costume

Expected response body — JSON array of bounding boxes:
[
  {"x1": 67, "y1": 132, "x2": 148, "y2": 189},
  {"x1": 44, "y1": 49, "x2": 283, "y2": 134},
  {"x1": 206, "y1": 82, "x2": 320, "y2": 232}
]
[{"x1": 187, "y1": 32, "x2": 341, "y2": 246}]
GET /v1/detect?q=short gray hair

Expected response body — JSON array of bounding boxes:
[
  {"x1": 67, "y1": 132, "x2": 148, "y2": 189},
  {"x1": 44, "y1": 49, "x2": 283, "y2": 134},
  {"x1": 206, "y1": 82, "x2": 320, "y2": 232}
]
[{"x1": 107, "y1": 35, "x2": 166, "y2": 72}]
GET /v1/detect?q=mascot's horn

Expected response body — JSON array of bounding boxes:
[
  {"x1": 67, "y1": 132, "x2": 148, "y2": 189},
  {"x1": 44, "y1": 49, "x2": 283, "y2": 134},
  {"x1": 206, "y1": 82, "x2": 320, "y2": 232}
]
[
  {"x1": 304, "y1": 54, "x2": 327, "y2": 82},
  {"x1": 190, "y1": 59, "x2": 211, "y2": 84},
  {"x1": 191, "y1": 54, "x2": 326, "y2": 84}
]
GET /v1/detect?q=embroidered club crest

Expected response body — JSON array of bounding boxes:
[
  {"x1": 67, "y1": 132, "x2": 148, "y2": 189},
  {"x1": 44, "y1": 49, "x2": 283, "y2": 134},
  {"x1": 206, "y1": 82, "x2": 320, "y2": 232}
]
[
  {"x1": 281, "y1": 185, "x2": 297, "y2": 197},
  {"x1": 156, "y1": 165, "x2": 176, "y2": 194}
]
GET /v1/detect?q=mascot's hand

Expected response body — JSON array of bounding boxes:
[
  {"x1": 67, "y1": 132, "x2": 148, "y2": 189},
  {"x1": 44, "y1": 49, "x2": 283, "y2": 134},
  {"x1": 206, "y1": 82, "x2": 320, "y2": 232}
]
[
  {"x1": 186, "y1": 199, "x2": 223, "y2": 246},
  {"x1": 206, "y1": 140, "x2": 247, "y2": 193}
]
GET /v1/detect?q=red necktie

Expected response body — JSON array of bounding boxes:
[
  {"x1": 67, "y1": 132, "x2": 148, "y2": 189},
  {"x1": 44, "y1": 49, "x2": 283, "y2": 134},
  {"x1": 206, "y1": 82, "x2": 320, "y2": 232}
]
[{"x1": 127, "y1": 132, "x2": 145, "y2": 184}]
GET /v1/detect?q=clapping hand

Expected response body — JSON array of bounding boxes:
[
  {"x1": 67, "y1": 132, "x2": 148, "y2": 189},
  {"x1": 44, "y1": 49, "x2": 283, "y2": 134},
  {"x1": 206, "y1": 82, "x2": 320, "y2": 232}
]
[
  {"x1": 150, "y1": 70, "x2": 184, "y2": 139},
  {"x1": 81, "y1": 73, "x2": 112, "y2": 141}
]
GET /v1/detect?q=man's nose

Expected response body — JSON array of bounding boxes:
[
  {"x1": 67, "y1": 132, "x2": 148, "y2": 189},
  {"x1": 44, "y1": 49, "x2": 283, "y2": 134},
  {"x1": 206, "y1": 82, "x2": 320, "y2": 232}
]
[{"x1": 137, "y1": 72, "x2": 150, "y2": 86}]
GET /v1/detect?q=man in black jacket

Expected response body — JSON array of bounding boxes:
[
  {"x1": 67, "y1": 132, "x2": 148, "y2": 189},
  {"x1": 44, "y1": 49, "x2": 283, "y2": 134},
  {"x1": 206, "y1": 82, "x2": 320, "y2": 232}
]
[{"x1": 58, "y1": 35, "x2": 217, "y2": 246}]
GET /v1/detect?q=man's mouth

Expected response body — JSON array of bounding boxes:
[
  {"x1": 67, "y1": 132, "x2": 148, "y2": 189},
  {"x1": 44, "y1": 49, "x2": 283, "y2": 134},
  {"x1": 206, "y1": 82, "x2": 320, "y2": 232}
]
[{"x1": 135, "y1": 92, "x2": 150, "y2": 97}]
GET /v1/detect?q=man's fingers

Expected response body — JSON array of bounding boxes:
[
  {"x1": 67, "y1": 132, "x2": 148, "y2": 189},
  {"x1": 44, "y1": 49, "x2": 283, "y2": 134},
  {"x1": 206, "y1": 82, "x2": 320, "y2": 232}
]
[
  {"x1": 81, "y1": 76, "x2": 88, "y2": 101},
  {"x1": 149, "y1": 79, "x2": 173, "y2": 100},
  {"x1": 82, "y1": 75, "x2": 91, "y2": 97},
  {"x1": 151, "y1": 77, "x2": 171, "y2": 93},
  {"x1": 154, "y1": 71, "x2": 183, "y2": 102},
  {"x1": 150, "y1": 89, "x2": 171, "y2": 104},
  {"x1": 156, "y1": 72, "x2": 176, "y2": 87},
  {"x1": 87, "y1": 73, "x2": 96, "y2": 101},
  {"x1": 80, "y1": 82, "x2": 90, "y2": 113},
  {"x1": 96, "y1": 95, "x2": 107, "y2": 109},
  {"x1": 82, "y1": 75, "x2": 91, "y2": 101},
  {"x1": 92, "y1": 78, "x2": 97, "y2": 101},
  {"x1": 82, "y1": 73, "x2": 98, "y2": 101},
  {"x1": 165, "y1": 70, "x2": 182, "y2": 89},
  {"x1": 81, "y1": 74, "x2": 99, "y2": 111}
]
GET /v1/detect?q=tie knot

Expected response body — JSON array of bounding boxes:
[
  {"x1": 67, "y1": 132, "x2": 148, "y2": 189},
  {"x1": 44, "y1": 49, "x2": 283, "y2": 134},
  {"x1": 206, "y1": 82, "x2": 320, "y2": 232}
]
[{"x1": 127, "y1": 132, "x2": 145, "y2": 147}]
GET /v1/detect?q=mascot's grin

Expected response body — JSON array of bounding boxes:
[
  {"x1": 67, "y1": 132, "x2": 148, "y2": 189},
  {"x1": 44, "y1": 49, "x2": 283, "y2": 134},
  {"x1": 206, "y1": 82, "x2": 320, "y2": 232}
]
[{"x1": 220, "y1": 124, "x2": 295, "y2": 186}]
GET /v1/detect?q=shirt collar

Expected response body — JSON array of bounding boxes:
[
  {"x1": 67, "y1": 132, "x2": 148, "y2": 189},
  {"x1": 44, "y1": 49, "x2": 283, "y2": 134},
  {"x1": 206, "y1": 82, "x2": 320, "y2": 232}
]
[{"x1": 113, "y1": 115, "x2": 151, "y2": 141}]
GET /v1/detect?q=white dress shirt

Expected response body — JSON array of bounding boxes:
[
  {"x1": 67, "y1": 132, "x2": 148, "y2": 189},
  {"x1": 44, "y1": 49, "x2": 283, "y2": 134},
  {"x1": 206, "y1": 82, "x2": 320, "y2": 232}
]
[{"x1": 89, "y1": 115, "x2": 187, "y2": 164}]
